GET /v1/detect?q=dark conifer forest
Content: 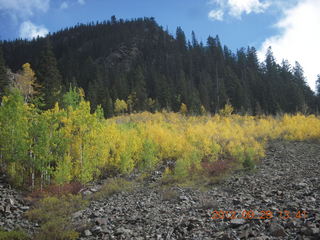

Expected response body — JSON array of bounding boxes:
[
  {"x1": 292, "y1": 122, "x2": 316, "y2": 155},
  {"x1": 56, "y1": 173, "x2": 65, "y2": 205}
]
[{"x1": 0, "y1": 16, "x2": 319, "y2": 115}]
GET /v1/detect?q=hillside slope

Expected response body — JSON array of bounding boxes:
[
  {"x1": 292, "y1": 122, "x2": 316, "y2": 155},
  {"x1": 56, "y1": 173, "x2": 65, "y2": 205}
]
[
  {"x1": 0, "y1": 17, "x2": 317, "y2": 115},
  {"x1": 1, "y1": 140, "x2": 319, "y2": 239}
]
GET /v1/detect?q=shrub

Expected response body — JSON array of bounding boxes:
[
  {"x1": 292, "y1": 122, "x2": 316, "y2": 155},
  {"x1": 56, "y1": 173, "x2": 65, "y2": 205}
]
[
  {"x1": 201, "y1": 158, "x2": 232, "y2": 177},
  {"x1": 92, "y1": 178, "x2": 134, "y2": 200},
  {"x1": 0, "y1": 229, "x2": 30, "y2": 240},
  {"x1": 161, "y1": 188, "x2": 179, "y2": 201},
  {"x1": 139, "y1": 139, "x2": 159, "y2": 171},
  {"x1": 26, "y1": 195, "x2": 88, "y2": 240},
  {"x1": 219, "y1": 103, "x2": 234, "y2": 116}
]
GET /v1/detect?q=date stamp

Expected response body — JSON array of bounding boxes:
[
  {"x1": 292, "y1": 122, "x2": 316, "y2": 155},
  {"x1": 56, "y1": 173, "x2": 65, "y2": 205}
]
[{"x1": 211, "y1": 210, "x2": 308, "y2": 220}]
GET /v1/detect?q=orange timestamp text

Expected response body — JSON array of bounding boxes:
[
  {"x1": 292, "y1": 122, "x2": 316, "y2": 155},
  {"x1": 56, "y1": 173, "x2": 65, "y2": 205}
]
[{"x1": 211, "y1": 210, "x2": 308, "y2": 220}]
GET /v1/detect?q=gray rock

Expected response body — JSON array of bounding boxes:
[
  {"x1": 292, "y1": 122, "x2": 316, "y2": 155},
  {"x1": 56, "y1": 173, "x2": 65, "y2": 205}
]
[
  {"x1": 115, "y1": 227, "x2": 133, "y2": 236},
  {"x1": 20, "y1": 206, "x2": 29, "y2": 211},
  {"x1": 5, "y1": 198, "x2": 15, "y2": 205},
  {"x1": 82, "y1": 190, "x2": 92, "y2": 196},
  {"x1": 230, "y1": 218, "x2": 246, "y2": 227},
  {"x1": 95, "y1": 217, "x2": 108, "y2": 225},
  {"x1": 91, "y1": 226, "x2": 102, "y2": 234},
  {"x1": 84, "y1": 230, "x2": 92, "y2": 236},
  {"x1": 5, "y1": 205, "x2": 11, "y2": 213},
  {"x1": 179, "y1": 195, "x2": 189, "y2": 201},
  {"x1": 72, "y1": 210, "x2": 83, "y2": 218},
  {"x1": 310, "y1": 227, "x2": 320, "y2": 236},
  {"x1": 269, "y1": 223, "x2": 286, "y2": 237}
]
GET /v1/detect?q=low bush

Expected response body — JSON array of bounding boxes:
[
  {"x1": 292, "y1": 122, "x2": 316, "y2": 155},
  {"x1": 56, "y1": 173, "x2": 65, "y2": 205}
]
[
  {"x1": 91, "y1": 178, "x2": 134, "y2": 200},
  {"x1": 26, "y1": 194, "x2": 88, "y2": 240},
  {"x1": 0, "y1": 229, "x2": 30, "y2": 240},
  {"x1": 27, "y1": 182, "x2": 83, "y2": 203},
  {"x1": 160, "y1": 188, "x2": 179, "y2": 201}
]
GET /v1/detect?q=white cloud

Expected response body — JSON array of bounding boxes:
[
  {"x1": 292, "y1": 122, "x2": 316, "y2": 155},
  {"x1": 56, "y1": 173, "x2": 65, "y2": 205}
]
[
  {"x1": 208, "y1": 0, "x2": 270, "y2": 20},
  {"x1": 258, "y1": 0, "x2": 320, "y2": 90},
  {"x1": 228, "y1": 0, "x2": 270, "y2": 18},
  {"x1": 208, "y1": 9, "x2": 224, "y2": 21},
  {"x1": 0, "y1": 0, "x2": 50, "y2": 19},
  {"x1": 19, "y1": 21, "x2": 48, "y2": 39},
  {"x1": 78, "y1": 0, "x2": 85, "y2": 5},
  {"x1": 60, "y1": 1, "x2": 68, "y2": 9}
]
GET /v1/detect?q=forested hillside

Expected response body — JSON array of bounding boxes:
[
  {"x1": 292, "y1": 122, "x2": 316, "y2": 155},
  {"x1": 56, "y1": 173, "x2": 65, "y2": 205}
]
[{"x1": 0, "y1": 16, "x2": 319, "y2": 115}]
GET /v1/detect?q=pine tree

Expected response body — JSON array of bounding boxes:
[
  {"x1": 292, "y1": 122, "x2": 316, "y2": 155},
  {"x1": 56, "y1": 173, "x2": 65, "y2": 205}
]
[
  {"x1": 0, "y1": 47, "x2": 10, "y2": 99},
  {"x1": 37, "y1": 39, "x2": 62, "y2": 109},
  {"x1": 316, "y1": 75, "x2": 320, "y2": 96}
]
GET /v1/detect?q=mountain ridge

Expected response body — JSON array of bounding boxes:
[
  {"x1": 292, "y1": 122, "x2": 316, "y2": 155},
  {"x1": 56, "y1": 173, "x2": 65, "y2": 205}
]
[{"x1": 0, "y1": 16, "x2": 318, "y2": 115}]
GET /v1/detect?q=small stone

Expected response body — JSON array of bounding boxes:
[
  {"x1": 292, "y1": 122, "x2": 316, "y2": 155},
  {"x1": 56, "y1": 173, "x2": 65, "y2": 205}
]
[
  {"x1": 20, "y1": 206, "x2": 30, "y2": 211},
  {"x1": 308, "y1": 197, "x2": 316, "y2": 202},
  {"x1": 297, "y1": 182, "x2": 307, "y2": 188},
  {"x1": 179, "y1": 195, "x2": 189, "y2": 201},
  {"x1": 156, "y1": 234, "x2": 163, "y2": 240},
  {"x1": 82, "y1": 190, "x2": 92, "y2": 196},
  {"x1": 233, "y1": 199, "x2": 241, "y2": 205},
  {"x1": 310, "y1": 227, "x2": 320, "y2": 235},
  {"x1": 95, "y1": 217, "x2": 108, "y2": 225},
  {"x1": 91, "y1": 226, "x2": 102, "y2": 234},
  {"x1": 230, "y1": 218, "x2": 246, "y2": 227},
  {"x1": 84, "y1": 230, "x2": 92, "y2": 236},
  {"x1": 270, "y1": 223, "x2": 286, "y2": 237},
  {"x1": 7, "y1": 198, "x2": 15, "y2": 205},
  {"x1": 5, "y1": 205, "x2": 11, "y2": 213},
  {"x1": 116, "y1": 227, "x2": 133, "y2": 236},
  {"x1": 238, "y1": 229, "x2": 249, "y2": 239},
  {"x1": 90, "y1": 212, "x2": 100, "y2": 218},
  {"x1": 72, "y1": 210, "x2": 83, "y2": 218}
]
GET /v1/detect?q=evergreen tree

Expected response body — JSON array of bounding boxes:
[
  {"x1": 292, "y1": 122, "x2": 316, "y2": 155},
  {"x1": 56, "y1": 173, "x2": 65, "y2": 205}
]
[
  {"x1": 316, "y1": 75, "x2": 320, "y2": 96},
  {"x1": 0, "y1": 47, "x2": 9, "y2": 99},
  {"x1": 37, "y1": 39, "x2": 62, "y2": 109},
  {"x1": 0, "y1": 17, "x2": 318, "y2": 114}
]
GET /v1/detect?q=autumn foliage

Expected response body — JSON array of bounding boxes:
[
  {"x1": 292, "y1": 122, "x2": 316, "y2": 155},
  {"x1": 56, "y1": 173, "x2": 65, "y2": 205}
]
[{"x1": 1, "y1": 85, "x2": 320, "y2": 188}]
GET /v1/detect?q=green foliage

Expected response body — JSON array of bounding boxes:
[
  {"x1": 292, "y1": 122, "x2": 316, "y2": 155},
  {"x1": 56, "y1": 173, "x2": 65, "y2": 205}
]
[
  {"x1": 161, "y1": 188, "x2": 178, "y2": 201},
  {"x1": 26, "y1": 195, "x2": 87, "y2": 240},
  {"x1": 200, "y1": 105, "x2": 206, "y2": 115},
  {"x1": 179, "y1": 103, "x2": 187, "y2": 115},
  {"x1": 2, "y1": 82, "x2": 320, "y2": 189},
  {"x1": 0, "y1": 46, "x2": 10, "y2": 99},
  {"x1": 243, "y1": 147, "x2": 256, "y2": 170},
  {"x1": 219, "y1": 103, "x2": 234, "y2": 116},
  {"x1": 139, "y1": 139, "x2": 159, "y2": 171},
  {"x1": 34, "y1": 217, "x2": 79, "y2": 240},
  {"x1": 0, "y1": 229, "x2": 30, "y2": 240},
  {"x1": 0, "y1": 89, "x2": 30, "y2": 186},
  {"x1": 92, "y1": 178, "x2": 134, "y2": 200},
  {"x1": 37, "y1": 40, "x2": 62, "y2": 109},
  {"x1": 0, "y1": 17, "x2": 318, "y2": 115},
  {"x1": 114, "y1": 99, "x2": 128, "y2": 115},
  {"x1": 62, "y1": 86, "x2": 82, "y2": 109}
]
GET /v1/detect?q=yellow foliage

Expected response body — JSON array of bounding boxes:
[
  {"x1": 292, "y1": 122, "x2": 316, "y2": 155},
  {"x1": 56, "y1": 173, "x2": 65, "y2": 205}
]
[
  {"x1": 179, "y1": 103, "x2": 188, "y2": 115},
  {"x1": 13, "y1": 63, "x2": 40, "y2": 102},
  {"x1": 3, "y1": 89, "x2": 320, "y2": 186},
  {"x1": 114, "y1": 99, "x2": 128, "y2": 115},
  {"x1": 219, "y1": 103, "x2": 234, "y2": 116}
]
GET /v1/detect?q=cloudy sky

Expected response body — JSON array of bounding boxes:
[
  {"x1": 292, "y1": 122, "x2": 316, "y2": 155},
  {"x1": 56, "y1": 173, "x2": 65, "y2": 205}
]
[{"x1": 0, "y1": 0, "x2": 319, "y2": 90}]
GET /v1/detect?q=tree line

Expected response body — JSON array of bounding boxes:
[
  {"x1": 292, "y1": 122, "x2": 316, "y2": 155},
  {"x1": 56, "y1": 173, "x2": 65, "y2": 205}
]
[{"x1": 1, "y1": 16, "x2": 320, "y2": 115}]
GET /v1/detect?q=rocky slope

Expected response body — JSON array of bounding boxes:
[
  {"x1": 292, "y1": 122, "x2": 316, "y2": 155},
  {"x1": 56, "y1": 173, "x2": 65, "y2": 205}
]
[
  {"x1": 76, "y1": 140, "x2": 320, "y2": 240},
  {"x1": 0, "y1": 175, "x2": 37, "y2": 233},
  {"x1": 1, "y1": 140, "x2": 319, "y2": 239}
]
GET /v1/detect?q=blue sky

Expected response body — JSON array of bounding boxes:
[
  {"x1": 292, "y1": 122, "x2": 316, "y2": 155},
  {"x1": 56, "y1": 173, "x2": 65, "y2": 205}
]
[{"x1": 0, "y1": 0, "x2": 319, "y2": 89}]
